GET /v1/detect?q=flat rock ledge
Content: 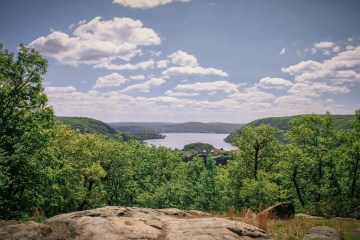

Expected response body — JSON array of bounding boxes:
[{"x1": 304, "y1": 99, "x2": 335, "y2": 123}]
[
  {"x1": 0, "y1": 206, "x2": 271, "y2": 240},
  {"x1": 303, "y1": 226, "x2": 341, "y2": 240}
]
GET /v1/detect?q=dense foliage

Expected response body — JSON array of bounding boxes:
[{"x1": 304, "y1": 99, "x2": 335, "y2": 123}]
[{"x1": 0, "y1": 45, "x2": 359, "y2": 220}]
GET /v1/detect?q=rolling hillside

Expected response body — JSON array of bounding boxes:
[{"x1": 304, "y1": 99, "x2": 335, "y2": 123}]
[
  {"x1": 57, "y1": 117, "x2": 164, "y2": 141},
  {"x1": 57, "y1": 117, "x2": 117, "y2": 135},
  {"x1": 225, "y1": 114, "x2": 354, "y2": 143}
]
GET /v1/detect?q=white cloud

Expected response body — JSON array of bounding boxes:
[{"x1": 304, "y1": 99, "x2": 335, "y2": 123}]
[
  {"x1": 93, "y1": 73, "x2": 128, "y2": 89},
  {"x1": 156, "y1": 60, "x2": 169, "y2": 68},
  {"x1": 73, "y1": 17, "x2": 160, "y2": 46},
  {"x1": 113, "y1": 0, "x2": 190, "y2": 9},
  {"x1": 313, "y1": 41, "x2": 336, "y2": 49},
  {"x1": 229, "y1": 87, "x2": 275, "y2": 102},
  {"x1": 29, "y1": 17, "x2": 160, "y2": 66},
  {"x1": 149, "y1": 50, "x2": 162, "y2": 57},
  {"x1": 121, "y1": 77, "x2": 166, "y2": 93},
  {"x1": 95, "y1": 59, "x2": 155, "y2": 70},
  {"x1": 332, "y1": 46, "x2": 340, "y2": 53},
  {"x1": 130, "y1": 75, "x2": 145, "y2": 80},
  {"x1": 346, "y1": 45, "x2": 356, "y2": 50},
  {"x1": 279, "y1": 48, "x2": 286, "y2": 55},
  {"x1": 164, "y1": 90, "x2": 199, "y2": 97},
  {"x1": 168, "y1": 50, "x2": 198, "y2": 67},
  {"x1": 281, "y1": 60, "x2": 322, "y2": 75},
  {"x1": 162, "y1": 66, "x2": 228, "y2": 77},
  {"x1": 282, "y1": 46, "x2": 360, "y2": 83},
  {"x1": 287, "y1": 82, "x2": 350, "y2": 97},
  {"x1": 257, "y1": 77, "x2": 293, "y2": 89},
  {"x1": 174, "y1": 81, "x2": 239, "y2": 93},
  {"x1": 45, "y1": 86, "x2": 77, "y2": 94}
]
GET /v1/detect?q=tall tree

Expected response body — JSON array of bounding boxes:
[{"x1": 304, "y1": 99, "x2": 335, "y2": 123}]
[
  {"x1": 0, "y1": 44, "x2": 55, "y2": 219},
  {"x1": 232, "y1": 124, "x2": 280, "y2": 180},
  {"x1": 286, "y1": 113, "x2": 338, "y2": 213}
]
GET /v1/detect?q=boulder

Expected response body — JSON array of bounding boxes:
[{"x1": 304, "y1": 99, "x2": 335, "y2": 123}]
[
  {"x1": 44, "y1": 206, "x2": 271, "y2": 240},
  {"x1": 260, "y1": 202, "x2": 295, "y2": 219},
  {"x1": 1, "y1": 207, "x2": 272, "y2": 239},
  {"x1": 303, "y1": 226, "x2": 341, "y2": 240}
]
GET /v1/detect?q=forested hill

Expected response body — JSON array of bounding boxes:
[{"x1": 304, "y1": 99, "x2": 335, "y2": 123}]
[
  {"x1": 57, "y1": 117, "x2": 164, "y2": 141},
  {"x1": 225, "y1": 114, "x2": 354, "y2": 143},
  {"x1": 57, "y1": 117, "x2": 117, "y2": 135},
  {"x1": 109, "y1": 122, "x2": 244, "y2": 134}
]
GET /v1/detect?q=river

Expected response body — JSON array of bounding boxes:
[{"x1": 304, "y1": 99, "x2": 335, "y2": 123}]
[{"x1": 144, "y1": 133, "x2": 237, "y2": 150}]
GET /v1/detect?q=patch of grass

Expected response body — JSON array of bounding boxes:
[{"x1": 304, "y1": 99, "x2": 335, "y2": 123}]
[
  {"x1": 217, "y1": 209, "x2": 360, "y2": 240},
  {"x1": 19, "y1": 215, "x2": 46, "y2": 223}
]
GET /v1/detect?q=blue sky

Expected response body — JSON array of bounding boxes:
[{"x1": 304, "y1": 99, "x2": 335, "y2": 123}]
[{"x1": 1, "y1": 0, "x2": 359, "y2": 123}]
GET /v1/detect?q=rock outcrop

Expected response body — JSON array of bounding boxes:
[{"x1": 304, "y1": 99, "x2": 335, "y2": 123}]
[
  {"x1": 0, "y1": 206, "x2": 271, "y2": 240},
  {"x1": 0, "y1": 220, "x2": 52, "y2": 240},
  {"x1": 303, "y1": 226, "x2": 341, "y2": 240},
  {"x1": 260, "y1": 202, "x2": 295, "y2": 219}
]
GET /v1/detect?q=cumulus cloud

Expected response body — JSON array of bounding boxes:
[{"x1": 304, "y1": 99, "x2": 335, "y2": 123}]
[
  {"x1": 332, "y1": 46, "x2": 340, "y2": 53},
  {"x1": 95, "y1": 59, "x2": 155, "y2": 70},
  {"x1": 164, "y1": 90, "x2": 199, "y2": 97},
  {"x1": 313, "y1": 41, "x2": 336, "y2": 49},
  {"x1": 130, "y1": 75, "x2": 145, "y2": 80},
  {"x1": 257, "y1": 77, "x2": 293, "y2": 89},
  {"x1": 121, "y1": 77, "x2": 166, "y2": 93},
  {"x1": 156, "y1": 60, "x2": 169, "y2": 68},
  {"x1": 168, "y1": 50, "x2": 198, "y2": 67},
  {"x1": 93, "y1": 73, "x2": 128, "y2": 89},
  {"x1": 287, "y1": 82, "x2": 350, "y2": 97},
  {"x1": 281, "y1": 60, "x2": 322, "y2": 75},
  {"x1": 162, "y1": 66, "x2": 228, "y2": 77},
  {"x1": 229, "y1": 87, "x2": 275, "y2": 102},
  {"x1": 29, "y1": 17, "x2": 160, "y2": 66},
  {"x1": 113, "y1": 0, "x2": 190, "y2": 9},
  {"x1": 174, "y1": 81, "x2": 239, "y2": 93},
  {"x1": 282, "y1": 46, "x2": 360, "y2": 83}
]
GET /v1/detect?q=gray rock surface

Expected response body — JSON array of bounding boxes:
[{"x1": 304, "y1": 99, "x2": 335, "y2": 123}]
[
  {"x1": 1, "y1": 206, "x2": 271, "y2": 240},
  {"x1": 303, "y1": 226, "x2": 341, "y2": 240}
]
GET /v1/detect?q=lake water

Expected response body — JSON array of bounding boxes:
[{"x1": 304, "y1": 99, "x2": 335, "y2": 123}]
[{"x1": 145, "y1": 133, "x2": 237, "y2": 150}]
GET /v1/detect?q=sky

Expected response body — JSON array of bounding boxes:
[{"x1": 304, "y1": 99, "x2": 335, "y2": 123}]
[{"x1": 1, "y1": 0, "x2": 359, "y2": 123}]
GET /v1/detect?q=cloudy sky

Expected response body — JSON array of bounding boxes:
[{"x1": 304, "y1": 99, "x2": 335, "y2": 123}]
[{"x1": 1, "y1": 0, "x2": 359, "y2": 123}]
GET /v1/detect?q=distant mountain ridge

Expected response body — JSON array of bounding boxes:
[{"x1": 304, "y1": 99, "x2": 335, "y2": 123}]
[
  {"x1": 108, "y1": 121, "x2": 244, "y2": 134},
  {"x1": 56, "y1": 117, "x2": 242, "y2": 140},
  {"x1": 225, "y1": 114, "x2": 354, "y2": 143}
]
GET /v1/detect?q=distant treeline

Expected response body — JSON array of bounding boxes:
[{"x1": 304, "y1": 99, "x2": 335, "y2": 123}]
[{"x1": 109, "y1": 121, "x2": 244, "y2": 134}]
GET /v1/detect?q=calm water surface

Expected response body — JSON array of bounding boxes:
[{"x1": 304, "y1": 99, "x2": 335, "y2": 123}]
[{"x1": 145, "y1": 133, "x2": 237, "y2": 150}]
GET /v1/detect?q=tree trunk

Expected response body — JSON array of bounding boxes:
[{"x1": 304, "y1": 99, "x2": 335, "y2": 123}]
[
  {"x1": 292, "y1": 168, "x2": 305, "y2": 207},
  {"x1": 254, "y1": 146, "x2": 259, "y2": 180},
  {"x1": 350, "y1": 152, "x2": 360, "y2": 197}
]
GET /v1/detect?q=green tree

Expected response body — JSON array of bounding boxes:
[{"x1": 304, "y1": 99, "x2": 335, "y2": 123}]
[
  {"x1": 286, "y1": 113, "x2": 339, "y2": 215},
  {"x1": 0, "y1": 44, "x2": 55, "y2": 219},
  {"x1": 227, "y1": 124, "x2": 281, "y2": 209},
  {"x1": 232, "y1": 124, "x2": 281, "y2": 181}
]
